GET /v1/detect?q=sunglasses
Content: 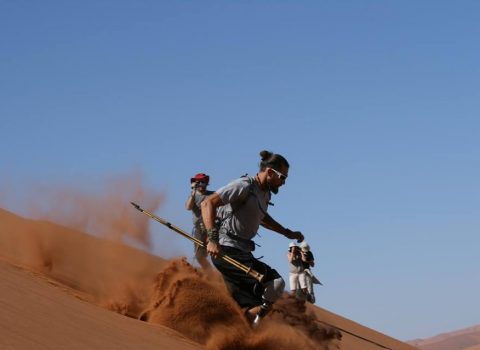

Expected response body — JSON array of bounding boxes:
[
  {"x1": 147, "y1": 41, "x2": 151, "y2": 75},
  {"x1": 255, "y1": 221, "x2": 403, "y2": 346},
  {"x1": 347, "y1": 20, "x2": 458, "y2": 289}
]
[{"x1": 270, "y1": 168, "x2": 287, "y2": 181}]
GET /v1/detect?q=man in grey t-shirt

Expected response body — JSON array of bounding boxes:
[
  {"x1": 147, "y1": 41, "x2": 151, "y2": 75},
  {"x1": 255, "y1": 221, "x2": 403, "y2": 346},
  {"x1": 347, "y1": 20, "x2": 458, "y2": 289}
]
[
  {"x1": 201, "y1": 150, "x2": 304, "y2": 327},
  {"x1": 185, "y1": 173, "x2": 214, "y2": 270}
]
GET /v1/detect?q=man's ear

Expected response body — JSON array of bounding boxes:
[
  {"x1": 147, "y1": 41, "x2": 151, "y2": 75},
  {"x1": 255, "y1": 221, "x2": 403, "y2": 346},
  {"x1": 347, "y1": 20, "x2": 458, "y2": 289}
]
[{"x1": 266, "y1": 168, "x2": 273, "y2": 178}]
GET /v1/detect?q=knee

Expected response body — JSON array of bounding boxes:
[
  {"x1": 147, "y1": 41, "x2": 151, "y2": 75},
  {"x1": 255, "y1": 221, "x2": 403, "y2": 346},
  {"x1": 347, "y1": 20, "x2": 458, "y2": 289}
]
[{"x1": 262, "y1": 276, "x2": 285, "y2": 303}]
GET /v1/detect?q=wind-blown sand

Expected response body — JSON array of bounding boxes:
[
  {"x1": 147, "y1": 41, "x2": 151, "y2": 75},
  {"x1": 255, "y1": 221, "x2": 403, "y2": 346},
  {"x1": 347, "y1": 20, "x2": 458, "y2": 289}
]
[{"x1": 0, "y1": 206, "x2": 418, "y2": 350}]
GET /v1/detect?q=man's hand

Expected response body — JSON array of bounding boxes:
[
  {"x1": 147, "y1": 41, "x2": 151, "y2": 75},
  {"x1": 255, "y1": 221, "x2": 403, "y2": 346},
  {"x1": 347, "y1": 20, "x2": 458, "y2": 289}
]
[
  {"x1": 284, "y1": 229, "x2": 304, "y2": 243},
  {"x1": 207, "y1": 241, "x2": 221, "y2": 258}
]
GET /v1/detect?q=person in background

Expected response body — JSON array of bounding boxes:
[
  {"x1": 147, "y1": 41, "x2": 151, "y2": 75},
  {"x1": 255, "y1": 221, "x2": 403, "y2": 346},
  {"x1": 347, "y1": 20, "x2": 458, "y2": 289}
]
[
  {"x1": 288, "y1": 242, "x2": 308, "y2": 300},
  {"x1": 300, "y1": 241, "x2": 317, "y2": 303},
  {"x1": 185, "y1": 173, "x2": 214, "y2": 270}
]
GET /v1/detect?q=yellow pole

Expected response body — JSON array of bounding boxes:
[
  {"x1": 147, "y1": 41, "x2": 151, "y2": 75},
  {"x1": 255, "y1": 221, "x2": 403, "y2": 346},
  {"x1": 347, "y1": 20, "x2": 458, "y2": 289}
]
[{"x1": 131, "y1": 202, "x2": 264, "y2": 282}]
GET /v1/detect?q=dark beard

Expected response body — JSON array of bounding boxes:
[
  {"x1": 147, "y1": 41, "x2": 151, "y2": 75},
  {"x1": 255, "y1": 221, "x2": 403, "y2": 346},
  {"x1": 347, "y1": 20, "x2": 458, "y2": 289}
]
[{"x1": 267, "y1": 178, "x2": 279, "y2": 194}]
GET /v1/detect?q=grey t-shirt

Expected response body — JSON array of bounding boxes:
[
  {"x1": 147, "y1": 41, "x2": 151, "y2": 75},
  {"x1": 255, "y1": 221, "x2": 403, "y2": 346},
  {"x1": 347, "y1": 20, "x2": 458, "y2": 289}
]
[
  {"x1": 191, "y1": 190, "x2": 214, "y2": 228},
  {"x1": 216, "y1": 177, "x2": 271, "y2": 252}
]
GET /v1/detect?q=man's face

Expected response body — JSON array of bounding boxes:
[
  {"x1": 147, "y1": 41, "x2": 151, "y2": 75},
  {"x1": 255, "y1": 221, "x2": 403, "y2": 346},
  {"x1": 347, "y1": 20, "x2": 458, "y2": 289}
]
[
  {"x1": 193, "y1": 181, "x2": 207, "y2": 191},
  {"x1": 267, "y1": 165, "x2": 288, "y2": 194}
]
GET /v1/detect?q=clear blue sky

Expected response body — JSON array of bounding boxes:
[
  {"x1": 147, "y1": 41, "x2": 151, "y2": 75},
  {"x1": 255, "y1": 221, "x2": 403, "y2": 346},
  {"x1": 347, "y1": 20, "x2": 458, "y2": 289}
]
[{"x1": 1, "y1": 1, "x2": 479, "y2": 341}]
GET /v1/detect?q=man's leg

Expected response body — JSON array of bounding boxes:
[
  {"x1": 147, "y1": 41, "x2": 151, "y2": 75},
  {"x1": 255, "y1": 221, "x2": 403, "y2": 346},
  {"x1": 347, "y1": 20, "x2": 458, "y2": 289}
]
[
  {"x1": 192, "y1": 226, "x2": 211, "y2": 270},
  {"x1": 297, "y1": 271, "x2": 309, "y2": 300},
  {"x1": 289, "y1": 272, "x2": 299, "y2": 293},
  {"x1": 290, "y1": 272, "x2": 304, "y2": 300},
  {"x1": 211, "y1": 246, "x2": 284, "y2": 325},
  {"x1": 304, "y1": 269, "x2": 315, "y2": 303}
]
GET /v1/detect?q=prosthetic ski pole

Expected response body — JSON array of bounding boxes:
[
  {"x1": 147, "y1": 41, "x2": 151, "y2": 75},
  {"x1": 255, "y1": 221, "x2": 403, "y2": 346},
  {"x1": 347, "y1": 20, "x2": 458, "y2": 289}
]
[{"x1": 130, "y1": 202, "x2": 264, "y2": 282}]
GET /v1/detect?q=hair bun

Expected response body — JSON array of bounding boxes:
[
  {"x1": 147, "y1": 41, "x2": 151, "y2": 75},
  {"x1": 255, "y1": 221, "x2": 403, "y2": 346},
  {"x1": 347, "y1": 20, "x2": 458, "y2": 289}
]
[{"x1": 259, "y1": 150, "x2": 273, "y2": 161}]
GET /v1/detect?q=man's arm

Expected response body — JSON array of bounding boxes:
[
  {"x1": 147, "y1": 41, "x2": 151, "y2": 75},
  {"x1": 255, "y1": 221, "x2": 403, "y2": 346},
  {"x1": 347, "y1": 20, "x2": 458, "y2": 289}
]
[
  {"x1": 301, "y1": 251, "x2": 315, "y2": 267},
  {"x1": 308, "y1": 252, "x2": 315, "y2": 267},
  {"x1": 185, "y1": 183, "x2": 198, "y2": 210},
  {"x1": 201, "y1": 192, "x2": 222, "y2": 230},
  {"x1": 261, "y1": 213, "x2": 304, "y2": 242},
  {"x1": 201, "y1": 192, "x2": 224, "y2": 258},
  {"x1": 185, "y1": 191, "x2": 195, "y2": 210}
]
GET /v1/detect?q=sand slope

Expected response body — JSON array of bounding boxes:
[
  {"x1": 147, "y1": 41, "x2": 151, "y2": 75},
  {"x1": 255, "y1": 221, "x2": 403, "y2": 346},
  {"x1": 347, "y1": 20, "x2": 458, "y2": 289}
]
[
  {"x1": 0, "y1": 207, "x2": 420, "y2": 350},
  {"x1": 310, "y1": 305, "x2": 418, "y2": 350},
  {"x1": 0, "y1": 258, "x2": 201, "y2": 350},
  {"x1": 410, "y1": 325, "x2": 480, "y2": 350}
]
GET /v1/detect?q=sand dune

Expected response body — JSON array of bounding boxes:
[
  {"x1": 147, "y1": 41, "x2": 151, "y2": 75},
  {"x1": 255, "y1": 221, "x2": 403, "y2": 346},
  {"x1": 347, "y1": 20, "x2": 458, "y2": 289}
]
[
  {"x1": 0, "y1": 258, "x2": 201, "y2": 350},
  {"x1": 410, "y1": 325, "x2": 480, "y2": 350},
  {"x1": 0, "y1": 207, "x2": 420, "y2": 350},
  {"x1": 464, "y1": 345, "x2": 480, "y2": 350}
]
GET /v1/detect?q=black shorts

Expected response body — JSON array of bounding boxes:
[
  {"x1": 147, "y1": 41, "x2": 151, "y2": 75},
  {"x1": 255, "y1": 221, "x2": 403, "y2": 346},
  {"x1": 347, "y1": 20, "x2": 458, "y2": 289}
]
[{"x1": 211, "y1": 245, "x2": 281, "y2": 308}]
